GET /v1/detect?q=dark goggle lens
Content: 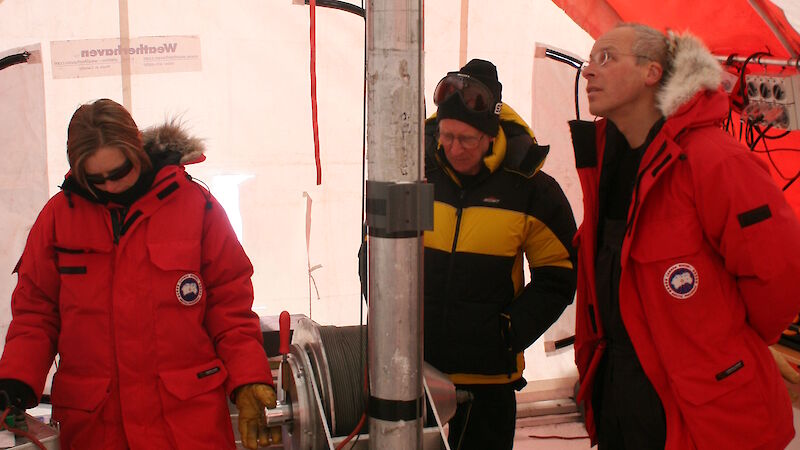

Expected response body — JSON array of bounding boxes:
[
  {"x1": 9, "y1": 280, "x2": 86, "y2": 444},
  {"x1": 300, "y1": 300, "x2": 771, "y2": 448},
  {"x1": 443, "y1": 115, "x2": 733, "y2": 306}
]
[
  {"x1": 85, "y1": 159, "x2": 134, "y2": 185},
  {"x1": 433, "y1": 74, "x2": 495, "y2": 112}
]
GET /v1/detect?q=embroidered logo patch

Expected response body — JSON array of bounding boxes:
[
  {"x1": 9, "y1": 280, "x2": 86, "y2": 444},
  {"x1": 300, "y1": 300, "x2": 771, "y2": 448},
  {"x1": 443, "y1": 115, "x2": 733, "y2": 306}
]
[
  {"x1": 176, "y1": 273, "x2": 202, "y2": 305},
  {"x1": 663, "y1": 263, "x2": 698, "y2": 299}
]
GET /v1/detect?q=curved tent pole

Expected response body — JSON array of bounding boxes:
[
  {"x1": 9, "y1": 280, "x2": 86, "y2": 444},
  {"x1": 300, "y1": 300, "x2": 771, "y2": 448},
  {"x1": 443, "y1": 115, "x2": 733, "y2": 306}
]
[{"x1": 748, "y1": 0, "x2": 799, "y2": 58}]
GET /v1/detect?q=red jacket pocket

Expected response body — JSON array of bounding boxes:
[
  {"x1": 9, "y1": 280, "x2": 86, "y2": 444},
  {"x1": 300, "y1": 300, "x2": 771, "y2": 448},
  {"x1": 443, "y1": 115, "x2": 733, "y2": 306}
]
[
  {"x1": 630, "y1": 214, "x2": 703, "y2": 262},
  {"x1": 670, "y1": 357, "x2": 754, "y2": 405},
  {"x1": 147, "y1": 240, "x2": 201, "y2": 272},
  {"x1": 50, "y1": 372, "x2": 110, "y2": 412},
  {"x1": 159, "y1": 359, "x2": 228, "y2": 401}
]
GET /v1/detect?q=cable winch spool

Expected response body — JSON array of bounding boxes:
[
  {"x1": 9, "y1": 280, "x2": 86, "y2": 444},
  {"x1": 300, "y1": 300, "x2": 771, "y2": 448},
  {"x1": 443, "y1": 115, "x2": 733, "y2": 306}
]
[
  {"x1": 268, "y1": 317, "x2": 458, "y2": 449},
  {"x1": 316, "y1": 325, "x2": 366, "y2": 436}
]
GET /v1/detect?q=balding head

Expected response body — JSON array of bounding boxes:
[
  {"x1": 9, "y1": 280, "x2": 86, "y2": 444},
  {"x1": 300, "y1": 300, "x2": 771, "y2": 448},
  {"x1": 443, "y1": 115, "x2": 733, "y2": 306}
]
[{"x1": 615, "y1": 23, "x2": 672, "y2": 86}]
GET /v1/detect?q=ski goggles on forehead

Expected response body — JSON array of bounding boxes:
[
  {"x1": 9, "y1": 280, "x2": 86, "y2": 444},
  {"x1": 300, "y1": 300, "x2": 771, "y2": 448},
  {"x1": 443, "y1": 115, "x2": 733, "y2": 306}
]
[{"x1": 433, "y1": 73, "x2": 498, "y2": 113}]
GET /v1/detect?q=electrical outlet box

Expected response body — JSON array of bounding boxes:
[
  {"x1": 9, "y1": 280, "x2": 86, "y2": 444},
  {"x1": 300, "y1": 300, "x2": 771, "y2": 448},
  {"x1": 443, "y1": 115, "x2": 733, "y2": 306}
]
[{"x1": 743, "y1": 73, "x2": 800, "y2": 130}]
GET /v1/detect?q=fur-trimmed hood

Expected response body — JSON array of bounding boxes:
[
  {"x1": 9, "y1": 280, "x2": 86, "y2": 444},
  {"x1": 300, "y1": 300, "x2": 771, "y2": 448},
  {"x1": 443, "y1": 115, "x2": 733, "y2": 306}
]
[
  {"x1": 656, "y1": 32, "x2": 722, "y2": 117},
  {"x1": 60, "y1": 121, "x2": 206, "y2": 204},
  {"x1": 142, "y1": 120, "x2": 206, "y2": 164}
]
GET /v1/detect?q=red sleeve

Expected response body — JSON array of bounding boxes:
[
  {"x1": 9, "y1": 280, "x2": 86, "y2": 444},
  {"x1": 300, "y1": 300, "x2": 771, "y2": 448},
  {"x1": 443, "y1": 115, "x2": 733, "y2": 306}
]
[
  {"x1": 200, "y1": 195, "x2": 272, "y2": 394},
  {"x1": 0, "y1": 199, "x2": 61, "y2": 397},
  {"x1": 694, "y1": 143, "x2": 800, "y2": 343}
]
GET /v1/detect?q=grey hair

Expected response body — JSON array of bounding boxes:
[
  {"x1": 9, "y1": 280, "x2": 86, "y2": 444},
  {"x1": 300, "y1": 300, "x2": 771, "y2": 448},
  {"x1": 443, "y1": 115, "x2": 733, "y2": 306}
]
[{"x1": 616, "y1": 23, "x2": 674, "y2": 86}]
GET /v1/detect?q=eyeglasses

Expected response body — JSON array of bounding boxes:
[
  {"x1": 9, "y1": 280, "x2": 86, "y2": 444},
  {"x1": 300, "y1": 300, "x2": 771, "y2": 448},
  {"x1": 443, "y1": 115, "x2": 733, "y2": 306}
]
[
  {"x1": 438, "y1": 131, "x2": 485, "y2": 150},
  {"x1": 584, "y1": 49, "x2": 650, "y2": 68},
  {"x1": 84, "y1": 159, "x2": 134, "y2": 185},
  {"x1": 433, "y1": 73, "x2": 497, "y2": 113}
]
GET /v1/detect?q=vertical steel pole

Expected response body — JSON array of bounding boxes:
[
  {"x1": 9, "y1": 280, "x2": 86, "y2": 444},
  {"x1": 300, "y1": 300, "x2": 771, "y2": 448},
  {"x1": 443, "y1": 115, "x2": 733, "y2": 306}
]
[{"x1": 366, "y1": 0, "x2": 426, "y2": 448}]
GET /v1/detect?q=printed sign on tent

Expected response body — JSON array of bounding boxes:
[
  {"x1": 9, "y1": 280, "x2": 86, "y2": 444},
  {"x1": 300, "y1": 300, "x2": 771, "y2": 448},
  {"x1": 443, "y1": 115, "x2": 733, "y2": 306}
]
[{"x1": 50, "y1": 35, "x2": 202, "y2": 79}]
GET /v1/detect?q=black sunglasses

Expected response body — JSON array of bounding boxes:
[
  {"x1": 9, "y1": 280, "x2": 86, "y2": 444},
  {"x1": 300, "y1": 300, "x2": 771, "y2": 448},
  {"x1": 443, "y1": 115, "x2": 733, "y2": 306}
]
[{"x1": 84, "y1": 159, "x2": 134, "y2": 185}]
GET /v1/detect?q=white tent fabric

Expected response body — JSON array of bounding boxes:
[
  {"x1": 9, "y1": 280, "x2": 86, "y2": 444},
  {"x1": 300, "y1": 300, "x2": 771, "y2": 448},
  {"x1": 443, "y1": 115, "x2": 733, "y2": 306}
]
[
  {"x1": 0, "y1": 0, "x2": 593, "y2": 383},
  {"x1": 0, "y1": 43, "x2": 48, "y2": 349}
]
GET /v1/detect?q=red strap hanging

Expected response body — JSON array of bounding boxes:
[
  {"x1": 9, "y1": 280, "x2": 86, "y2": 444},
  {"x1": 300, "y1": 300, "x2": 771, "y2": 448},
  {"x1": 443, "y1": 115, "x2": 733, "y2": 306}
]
[{"x1": 310, "y1": 0, "x2": 322, "y2": 185}]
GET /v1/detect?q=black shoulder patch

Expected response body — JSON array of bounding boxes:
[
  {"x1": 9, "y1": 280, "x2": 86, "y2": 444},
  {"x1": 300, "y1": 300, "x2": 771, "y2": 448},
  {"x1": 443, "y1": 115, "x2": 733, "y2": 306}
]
[
  {"x1": 156, "y1": 181, "x2": 180, "y2": 200},
  {"x1": 737, "y1": 204, "x2": 771, "y2": 228},
  {"x1": 569, "y1": 120, "x2": 597, "y2": 168}
]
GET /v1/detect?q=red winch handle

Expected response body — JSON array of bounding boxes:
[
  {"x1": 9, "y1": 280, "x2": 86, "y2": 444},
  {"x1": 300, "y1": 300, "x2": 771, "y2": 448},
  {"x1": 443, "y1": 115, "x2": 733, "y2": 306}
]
[{"x1": 279, "y1": 311, "x2": 291, "y2": 356}]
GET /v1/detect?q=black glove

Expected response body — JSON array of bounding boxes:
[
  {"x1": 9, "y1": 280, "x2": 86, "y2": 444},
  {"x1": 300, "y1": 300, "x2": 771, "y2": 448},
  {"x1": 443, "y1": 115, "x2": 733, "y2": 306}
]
[{"x1": 0, "y1": 379, "x2": 36, "y2": 411}]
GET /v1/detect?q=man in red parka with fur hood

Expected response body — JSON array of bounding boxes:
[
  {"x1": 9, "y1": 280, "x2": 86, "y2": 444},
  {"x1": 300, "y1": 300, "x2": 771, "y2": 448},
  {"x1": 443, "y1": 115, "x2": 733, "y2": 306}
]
[{"x1": 570, "y1": 24, "x2": 800, "y2": 449}]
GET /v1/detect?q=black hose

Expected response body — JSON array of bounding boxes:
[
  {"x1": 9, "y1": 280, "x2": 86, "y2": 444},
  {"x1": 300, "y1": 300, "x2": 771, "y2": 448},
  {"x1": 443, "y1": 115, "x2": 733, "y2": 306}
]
[{"x1": 0, "y1": 51, "x2": 30, "y2": 72}]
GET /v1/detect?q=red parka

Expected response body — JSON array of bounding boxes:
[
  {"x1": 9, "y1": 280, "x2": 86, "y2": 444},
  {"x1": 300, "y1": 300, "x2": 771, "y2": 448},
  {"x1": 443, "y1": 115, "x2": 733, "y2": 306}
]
[
  {"x1": 570, "y1": 34, "x2": 800, "y2": 450},
  {"x1": 0, "y1": 126, "x2": 271, "y2": 449}
]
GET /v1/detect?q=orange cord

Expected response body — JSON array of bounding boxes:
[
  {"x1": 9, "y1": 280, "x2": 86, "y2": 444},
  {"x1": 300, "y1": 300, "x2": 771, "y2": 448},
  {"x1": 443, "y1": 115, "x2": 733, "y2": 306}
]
[
  {"x1": 334, "y1": 411, "x2": 367, "y2": 450},
  {"x1": 0, "y1": 408, "x2": 47, "y2": 450},
  {"x1": 334, "y1": 363, "x2": 369, "y2": 450}
]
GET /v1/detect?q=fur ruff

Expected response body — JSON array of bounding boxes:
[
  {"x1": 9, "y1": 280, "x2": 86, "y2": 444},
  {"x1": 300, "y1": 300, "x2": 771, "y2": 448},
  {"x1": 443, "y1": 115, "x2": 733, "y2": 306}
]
[
  {"x1": 141, "y1": 119, "x2": 205, "y2": 164},
  {"x1": 656, "y1": 32, "x2": 722, "y2": 117}
]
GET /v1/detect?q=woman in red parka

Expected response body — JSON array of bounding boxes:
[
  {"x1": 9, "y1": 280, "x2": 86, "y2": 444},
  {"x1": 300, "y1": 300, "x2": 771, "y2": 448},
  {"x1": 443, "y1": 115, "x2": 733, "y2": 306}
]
[{"x1": 0, "y1": 99, "x2": 277, "y2": 449}]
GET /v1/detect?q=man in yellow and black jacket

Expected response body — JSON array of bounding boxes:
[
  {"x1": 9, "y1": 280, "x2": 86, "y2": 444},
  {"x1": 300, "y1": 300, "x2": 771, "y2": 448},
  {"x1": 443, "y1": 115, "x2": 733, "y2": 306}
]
[{"x1": 424, "y1": 59, "x2": 577, "y2": 450}]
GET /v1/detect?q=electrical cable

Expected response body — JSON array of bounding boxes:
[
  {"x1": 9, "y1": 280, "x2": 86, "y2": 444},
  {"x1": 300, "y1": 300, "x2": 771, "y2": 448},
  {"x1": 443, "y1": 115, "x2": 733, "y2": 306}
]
[
  {"x1": 748, "y1": 124, "x2": 799, "y2": 181},
  {"x1": 749, "y1": 124, "x2": 772, "y2": 151},
  {"x1": 783, "y1": 170, "x2": 800, "y2": 191},
  {"x1": 304, "y1": 0, "x2": 365, "y2": 17},
  {"x1": 338, "y1": 410, "x2": 366, "y2": 450},
  {"x1": 527, "y1": 434, "x2": 590, "y2": 440},
  {"x1": 541, "y1": 49, "x2": 584, "y2": 119},
  {"x1": 739, "y1": 51, "x2": 771, "y2": 106},
  {"x1": 0, "y1": 408, "x2": 46, "y2": 450},
  {"x1": 738, "y1": 117, "x2": 745, "y2": 142},
  {"x1": 750, "y1": 147, "x2": 800, "y2": 154},
  {"x1": 543, "y1": 49, "x2": 583, "y2": 69},
  {"x1": 359, "y1": 0, "x2": 369, "y2": 307},
  {"x1": 574, "y1": 66, "x2": 583, "y2": 121},
  {"x1": 763, "y1": 129, "x2": 791, "y2": 140},
  {"x1": 345, "y1": 1, "x2": 370, "y2": 448},
  {"x1": 0, "y1": 51, "x2": 30, "y2": 72},
  {"x1": 454, "y1": 400, "x2": 473, "y2": 450},
  {"x1": 763, "y1": 140, "x2": 793, "y2": 180}
]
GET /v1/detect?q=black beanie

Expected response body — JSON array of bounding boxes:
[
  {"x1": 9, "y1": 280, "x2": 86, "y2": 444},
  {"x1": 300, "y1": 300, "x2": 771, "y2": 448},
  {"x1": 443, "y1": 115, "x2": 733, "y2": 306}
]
[
  {"x1": 460, "y1": 59, "x2": 502, "y2": 103},
  {"x1": 436, "y1": 59, "x2": 502, "y2": 136}
]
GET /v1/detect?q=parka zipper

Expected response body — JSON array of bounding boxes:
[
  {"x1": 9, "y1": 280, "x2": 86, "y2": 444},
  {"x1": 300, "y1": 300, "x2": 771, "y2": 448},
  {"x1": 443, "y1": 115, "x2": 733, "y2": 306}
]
[
  {"x1": 626, "y1": 142, "x2": 667, "y2": 237},
  {"x1": 110, "y1": 208, "x2": 128, "y2": 244},
  {"x1": 443, "y1": 190, "x2": 466, "y2": 320}
]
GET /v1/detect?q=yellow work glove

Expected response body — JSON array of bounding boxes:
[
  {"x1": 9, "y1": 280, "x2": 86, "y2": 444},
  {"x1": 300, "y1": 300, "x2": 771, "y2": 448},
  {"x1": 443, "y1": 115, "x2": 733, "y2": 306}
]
[
  {"x1": 770, "y1": 345, "x2": 800, "y2": 384},
  {"x1": 235, "y1": 383, "x2": 280, "y2": 449}
]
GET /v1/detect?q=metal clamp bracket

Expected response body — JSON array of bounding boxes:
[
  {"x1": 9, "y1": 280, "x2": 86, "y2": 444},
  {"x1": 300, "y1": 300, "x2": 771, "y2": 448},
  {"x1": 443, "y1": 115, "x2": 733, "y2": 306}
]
[{"x1": 366, "y1": 180, "x2": 434, "y2": 238}]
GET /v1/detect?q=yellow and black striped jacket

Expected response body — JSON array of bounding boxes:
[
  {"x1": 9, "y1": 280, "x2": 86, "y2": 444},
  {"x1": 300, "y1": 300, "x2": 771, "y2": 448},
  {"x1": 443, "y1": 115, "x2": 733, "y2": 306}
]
[{"x1": 423, "y1": 104, "x2": 577, "y2": 385}]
